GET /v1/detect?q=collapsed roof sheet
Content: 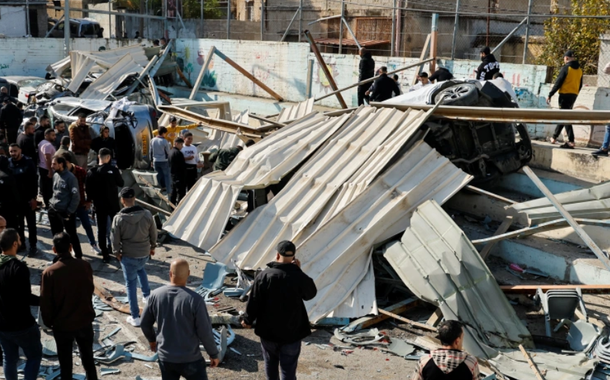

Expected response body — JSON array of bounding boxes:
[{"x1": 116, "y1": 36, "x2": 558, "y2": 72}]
[
  {"x1": 509, "y1": 182, "x2": 610, "y2": 225},
  {"x1": 488, "y1": 349, "x2": 596, "y2": 380},
  {"x1": 163, "y1": 113, "x2": 351, "y2": 249},
  {"x1": 277, "y1": 98, "x2": 315, "y2": 123},
  {"x1": 79, "y1": 54, "x2": 145, "y2": 100},
  {"x1": 383, "y1": 200, "x2": 533, "y2": 359}
]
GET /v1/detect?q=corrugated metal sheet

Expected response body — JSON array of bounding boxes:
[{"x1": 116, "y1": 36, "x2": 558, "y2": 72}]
[
  {"x1": 163, "y1": 112, "x2": 351, "y2": 249},
  {"x1": 277, "y1": 98, "x2": 314, "y2": 123},
  {"x1": 209, "y1": 107, "x2": 425, "y2": 269},
  {"x1": 489, "y1": 349, "x2": 596, "y2": 380},
  {"x1": 79, "y1": 54, "x2": 145, "y2": 100},
  {"x1": 509, "y1": 182, "x2": 610, "y2": 225},
  {"x1": 383, "y1": 200, "x2": 533, "y2": 360},
  {"x1": 299, "y1": 142, "x2": 472, "y2": 321}
]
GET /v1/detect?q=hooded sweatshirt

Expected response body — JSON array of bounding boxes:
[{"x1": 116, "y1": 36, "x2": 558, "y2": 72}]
[
  {"x1": 359, "y1": 51, "x2": 375, "y2": 82},
  {"x1": 413, "y1": 349, "x2": 479, "y2": 380},
  {"x1": 549, "y1": 60, "x2": 583, "y2": 98},
  {"x1": 0, "y1": 254, "x2": 39, "y2": 332},
  {"x1": 475, "y1": 54, "x2": 500, "y2": 81},
  {"x1": 111, "y1": 205, "x2": 157, "y2": 258}
]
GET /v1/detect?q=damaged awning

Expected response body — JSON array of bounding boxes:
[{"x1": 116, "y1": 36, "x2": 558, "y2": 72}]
[{"x1": 79, "y1": 54, "x2": 145, "y2": 100}]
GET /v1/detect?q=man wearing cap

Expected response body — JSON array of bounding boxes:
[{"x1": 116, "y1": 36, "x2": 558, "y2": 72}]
[
  {"x1": 475, "y1": 46, "x2": 500, "y2": 81},
  {"x1": 547, "y1": 50, "x2": 583, "y2": 149},
  {"x1": 111, "y1": 187, "x2": 157, "y2": 327},
  {"x1": 241, "y1": 240, "x2": 317, "y2": 380}
]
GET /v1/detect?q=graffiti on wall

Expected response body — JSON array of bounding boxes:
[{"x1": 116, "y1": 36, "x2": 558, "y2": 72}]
[
  {"x1": 314, "y1": 62, "x2": 339, "y2": 92},
  {"x1": 196, "y1": 49, "x2": 217, "y2": 89}
]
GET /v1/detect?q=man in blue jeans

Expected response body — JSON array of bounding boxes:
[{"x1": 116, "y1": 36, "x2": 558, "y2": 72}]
[
  {"x1": 241, "y1": 241, "x2": 317, "y2": 380},
  {"x1": 592, "y1": 126, "x2": 610, "y2": 157},
  {"x1": 0, "y1": 229, "x2": 42, "y2": 380},
  {"x1": 151, "y1": 126, "x2": 172, "y2": 194},
  {"x1": 111, "y1": 187, "x2": 157, "y2": 327}
]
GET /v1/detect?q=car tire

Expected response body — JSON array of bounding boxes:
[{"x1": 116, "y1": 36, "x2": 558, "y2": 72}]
[{"x1": 434, "y1": 83, "x2": 479, "y2": 106}]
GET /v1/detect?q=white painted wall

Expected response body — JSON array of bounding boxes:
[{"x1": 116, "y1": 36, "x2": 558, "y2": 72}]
[{"x1": 0, "y1": 7, "x2": 27, "y2": 37}]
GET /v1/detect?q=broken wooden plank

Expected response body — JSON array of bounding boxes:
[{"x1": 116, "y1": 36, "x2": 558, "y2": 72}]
[
  {"x1": 479, "y1": 215, "x2": 513, "y2": 260},
  {"x1": 411, "y1": 34, "x2": 431, "y2": 86},
  {"x1": 522, "y1": 166, "x2": 610, "y2": 272},
  {"x1": 501, "y1": 285, "x2": 610, "y2": 294},
  {"x1": 378, "y1": 308, "x2": 438, "y2": 332},
  {"x1": 358, "y1": 298, "x2": 419, "y2": 329},
  {"x1": 189, "y1": 46, "x2": 216, "y2": 99},
  {"x1": 426, "y1": 308, "x2": 443, "y2": 327},
  {"x1": 177, "y1": 66, "x2": 193, "y2": 88},
  {"x1": 94, "y1": 280, "x2": 138, "y2": 315},
  {"x1": 519, "y1": 344, "x2": 546, "y2": 380},
  {"x1": 134, "y1": 198, "x2": 172, "y2": 216}
]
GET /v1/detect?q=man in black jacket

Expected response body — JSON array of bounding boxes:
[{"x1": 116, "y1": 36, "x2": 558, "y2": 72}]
[
  {"x1": 0, "y1": 229, "x2": 42, "y2": 380},
  {"x1": 91, "y1": 126, "x2": 117, "y2": 159},
  {"x1": 34, "y1": 115, "x2": 51, "y2": 147},
  {"x1": 8, "y1": 144, "x2": 38, "y2": 256},
  {"x1": 86, "y1": 147, "x2": 124, "y2": 263},
  {"x1": 0, "y1": 156, "x2": 21, "y2": 233},
  {"x1": 370, "y1": 66, "x2": 401, "y2": 102},
  {"x1": 475, "y1": 46, "x2": 500, "y2": 81},
  {"x1": 168, "y1": 138, "x2": 186, "y2": 205},
  {"x1": 16, "y1": 122, "x2": 37, "y2": 162},
  {"x1": 357, "y1": 48, "x2": 375, "y2": 106},
  {"x1": 241, "y1": 240, "x2": 317, "y2": 380},
  {"x1": 0, "y1": 97, "x2": 22, "y2": 144}
]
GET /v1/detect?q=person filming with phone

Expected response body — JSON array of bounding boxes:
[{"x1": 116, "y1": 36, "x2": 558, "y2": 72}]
[{"x1": 241, "y1": 240, "x2": 317, "y2": 380}]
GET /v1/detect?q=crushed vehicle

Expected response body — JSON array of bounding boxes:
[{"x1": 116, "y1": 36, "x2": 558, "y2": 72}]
[
  {"x1": 0, "y1": 76, "x2": 47, "y2": 105},
  {"x1": 387, "y1": 78, "x2": 532, "y2": 185}
]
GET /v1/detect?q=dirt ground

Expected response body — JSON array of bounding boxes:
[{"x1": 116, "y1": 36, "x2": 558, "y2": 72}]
[{"x1": 4, "y1": 215, "x2": 610, "y2": 380}]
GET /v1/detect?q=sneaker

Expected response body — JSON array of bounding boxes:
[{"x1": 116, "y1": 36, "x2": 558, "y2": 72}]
[
  {"x1": 102, "y1": 256, "x2": 111, "y2": 264},
  {"x1": 91, "y1": 244, "x2": 102, "y2": 255},
  {"x1": 142, "y1": 296, "x2": 149, "y2": 305},
  {"x1": 28, "y1": 247, "x2": 39, "y2": 257},
  {"x1": 592, "y1": 149, "x2": 609, "y2": 157},
  {"x1": 126, "y1": 316, "x2": 141, "y2": 327}
]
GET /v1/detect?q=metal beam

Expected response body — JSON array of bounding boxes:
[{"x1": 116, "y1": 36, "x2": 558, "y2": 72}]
[
  {"x1": 342, "y1": 17, "x2": 361, "y2": 49},
  {"x1": 372, "y1": 103, "x2": 610, "y2": 125},
  {"x1": 501, "y1": 284, "x2": 610, "y2": 295},
  {"x1": 490, "y1": 17, "x2": 527, "y2": 56},
  {"x1": 522, "y1": 166, "x2": 610, "y2": 272},
  {"x1": 248, "y1": 113, "x2": 286, "y2": 127},
  {"x1": 307, "y1": 14, "x2": 341, "y2": 26},
  {"x1": 411, "y1": 34, "x2": 431, "y2": 86},
  {"x1": 189, "y1": 46, "x2": 216, "y2": 100},
  {"x1": 280, "y1": 7, "x2": 301, "y2": 42},
  {"x1": 45, "y1": 15, "x2": 63, "y2": 38},
  {"x1": 304, "y1": 30, "x2": 348, "y2": 108},
  {"x1": 466, "y1": 185, "x2": 516, "y2": 204},
  {"x1": 316, "y1": 58, "x2": 434, "y2": 103},
  {"x1": 479, "y1": 216, "x2": 513, "y2": 260},
  {"x1": 148, "y1": 40, "x2": 174, "y2": 78},
  {"x1": 50, "y1": 5, "x2": 166, "y2": 20}
]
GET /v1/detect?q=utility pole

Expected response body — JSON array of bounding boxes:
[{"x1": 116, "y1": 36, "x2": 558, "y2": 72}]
[
  {"x1": 451, "y1": 0, "x2": 460, "y2": 60},
  {"x1": 391, "y1": 0, "x2": 396, "y2": 56},
  {"x1": 522, "y1": 0, "x2": 533, "y2": 64},
  {"x1": 338, "y1": 0, "x2": 344, "y2": 54},
  {"x1": 298, "y1": 0, "x2": 303, "y2": 42},
  {"x1": 64, "y1": 0, "x2": 70, "y2": 56}
]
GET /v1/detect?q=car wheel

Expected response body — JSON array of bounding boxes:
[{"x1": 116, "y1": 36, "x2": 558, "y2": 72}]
[{"x1": 434, "y1": 83, "x2": 479, "y2": 106}]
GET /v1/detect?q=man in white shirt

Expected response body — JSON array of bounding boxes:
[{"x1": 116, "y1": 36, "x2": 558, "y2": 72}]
[
  {"x1": 409, "y1": 72, "x2": 431, "y2": 93},
  {"x1": 180, "y1": 132, "x2": 203, "y2": 192}
]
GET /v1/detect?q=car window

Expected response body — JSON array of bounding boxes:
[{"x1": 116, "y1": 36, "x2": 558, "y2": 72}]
[
  {"x1": 81, "y1": 23, "x2": 99, "y2": 36},
  {"x1": 69, "y1": 107, "x2": 95, "y2": 117},
  {"x1": 52, "y1": 103, "x2": 74, "y2": 116},
  {"x1": 70, "y1": 22, "x2": 78, "y2": 36},
  {"x1": 18, "y1": 79, "x2": 46, "y2": 88}
]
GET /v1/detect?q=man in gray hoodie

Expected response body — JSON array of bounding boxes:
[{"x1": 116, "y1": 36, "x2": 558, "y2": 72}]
[
  {"x1": 111, "y1": 187, "x2": 157, "y2": 327},
  {"x1": 48, "y1": 156, "x2": 83, "y2": 259},
  {"x1": 150, "y1": 126, "x2": 171, "y2": 195}
]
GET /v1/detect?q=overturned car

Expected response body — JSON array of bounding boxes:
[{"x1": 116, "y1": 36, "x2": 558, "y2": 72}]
[{"x1": 387, "y1": 79, "x2": 532, "y2": 185}]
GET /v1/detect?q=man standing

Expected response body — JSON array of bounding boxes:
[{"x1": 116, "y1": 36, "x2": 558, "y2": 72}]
[
  {"x1": 0, "y1": 229, "x2": 42, "y2": 380},
  {"x1": 91, "y1": 126, "x2": 117, "y2": 159},
  {"x1": 34, "y1": 116, "x2": 51, "y2": 147},
  {"x1": 60, "y1": 152, "x2": 100, "y2": 258},
  {"x1": 8, "y1": 144, "x2": 38, "y2": 256},
  {"x1": 48, "y1": 156, "x2": 83, "y2": 259},
  {"x1": 40, "y1": 232, "x2": 97, "y2": 380},
  {"x1": 56, "y1": 136, "x2": 78, "y2": 166},
  {"x1": 16, "y1": 121, "x2": 36, "y2": 162},
  {"x1": 409, "y1": 72, "x2": 431, "y2": 92},
  {"x1": 86, "y1": 148, "x2": 124, "y2": 263},
  {"x1": 53, "y1": 120, "x2": 67, "y2": 150},
  {"x1": 241, "y1": 241, "x2": 317, "y2": 380},
  {"x1": 69, "y1": 114, "x2": 92, "y2": 168},
  {"x1": 412, "y1": 320, "x2": 479, "y2": 380},
  {"x1": 475, "y1": 46, "x2": 500, "y2": 81},
  {"x1": 151, "y1": 126, "x2": 172, "y2": 194},
  {"x1": 0, "y1": 96, "x2": 21, "y2": 144},
  {"x1": 38, "y1": 128, "x2": 56, "y2": 209},
  {"x1": 181, "y1": 132, "x2": 203, "y2": 191},
  {"x1": 429, "y1": 61, "x2": 454, "y2": 83},
  {"x1": 140, "y1": 259, "x2": 219, "y2": 379},
  {"x1": 111, "y1": 187, "x2": 157, "y2": 327},
  {"x1": 547, "y1": 50, "x2": 583, "y2": 149},
  {"x1": 357, "y1": 48, "x2": 375, "y2": 106},
  {"x1": 369, "y1": 67, "x2": 401, "y2": 102},
  {"x1": 169, "y1": 138, "x2": 187, "y2": 205},
  {"x1": 0, "y1": 156, "x2": 20, "y2": 233}
]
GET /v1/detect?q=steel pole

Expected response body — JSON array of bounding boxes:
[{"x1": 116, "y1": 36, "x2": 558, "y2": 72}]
[
  {"x1": 227, "y1": 0, "x2": 230, "y2": 39},
  {"x1": 64, "y1": 0, "x2": 70, "y2": 56},
  {"x1": 200, "y1": 0, "x2": 203, "y2": 37},
  {"x1": 298, "y1": 0, "x2": 303, "y2": 42},
  {"x1": 450, "y1": 0, "x2": 460, "y2": 59},
  {"x1": 522, "y1": 0, "x2": 533, "y2": 64},
  {"x1": 260, "y1": 0, "x2": 264, "y2": 40},
  {"x1": 338, "y1": 0, "x2": 344, "y2": 54},
  {"x1": 108, "y1": 0, "x2": 111, "y2": 38},
  {"x1": 25, "y1": 0, "x2": 30, "y2": 36},
  {"x1": 430, "y1": 13, "x2": 438, "y2": 73},
  {"x1": 391, "y1": 0, "x2": 396, "y2": 56}
]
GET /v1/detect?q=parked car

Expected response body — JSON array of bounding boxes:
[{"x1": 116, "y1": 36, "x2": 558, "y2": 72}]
[
  {"x1": 48, "y1": 18, "x2": 102, "y2": 38},
  {"x1": 387, "y1": 79, "x2": 532, "y2": 185},
  {"x1": 0, "y1": 76, "x2": 47, "y2": 105}
]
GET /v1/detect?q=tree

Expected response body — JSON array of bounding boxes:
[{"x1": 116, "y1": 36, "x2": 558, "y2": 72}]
[{"x1": 536, "y1": 0, "x2": 610, "y2": 76}]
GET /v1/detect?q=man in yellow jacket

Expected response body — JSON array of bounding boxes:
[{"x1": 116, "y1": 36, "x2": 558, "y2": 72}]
[
  {"x1": 546, "y1": 50, "x2": 583, "y2": 149},
  {"x1": 153, "y1": 117, "x2": 200, "y2": 146}
]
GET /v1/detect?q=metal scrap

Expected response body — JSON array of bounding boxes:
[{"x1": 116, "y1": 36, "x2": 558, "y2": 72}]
[
  {"x1": 333, "y1": 328, "x2": 386, "y2": 346},
  {"x1": 101, "y1": 368, "x2": 121, "y2": 376}
]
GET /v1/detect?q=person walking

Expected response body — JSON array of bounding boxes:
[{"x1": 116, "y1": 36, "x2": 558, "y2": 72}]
[
  {"x1": 0, "y1": 229, "x2": 42, "y2": 380},
  {"x1": 151, "y1": 126, "x2": 172, "y2": 194},
  {"x1": 369, "y1": 66, "x2": 401, "y2": 102},
  {"x1": 412, "y1": 320, "x2": 479, "y2": 380},
  {"x1": 8, "y1": 144, "x2": 38, "y2": 256},
  {"x1": 0, "y1": 96, "x2": 21, "y2": 144},
  {"x1": 357, "y1": 48, "x2": 375, "y2": 106},
  {"x1": 69, "y1": 114, "x2": 92, "y2": 168},
  {"x1": 475, "y1": 46, "x2": 500, "y2": 81},
  {"x1": 59, "y1": 152, "x2": 100, "y2": 257},
  {"x1": 38, "y1": 128, "x2": 56, "y2": 209},
  {"x1": 56, "y1": 136, "x2": 78, "y2": 166},
  {"x1": 169, "y1": 137, "x2": 187, "y2": 205},
  {"x1": 547, "y1": 50, "x2": 583, "y2": 149},
  {"x1": 16, "y1": 121, "x2": 36, "y2": 162},
  {"x1": 181, "y1": 132, "x2": 203, "y2": 191},
  {"x1": 140, "y1": 259, "x2": 219, "y2": 380},
  {"x1": 40, "y1": 232, "x2": 98, "y2": 380},
  {"x1": 241, "y1": 241, "x2": 317, "y2": 380},
  {"x1": 111, "y1": 187, "x2": 157, "y2": 327},
  {"x1": 48, "y1": 156, "x2": 83, "y2": 259},
  {"x1": 91, "y1": 126, "x2": 117, "y2": 159},
  {"x1": 86, "y1": 148, "x2": 124, "y2": 263}
]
